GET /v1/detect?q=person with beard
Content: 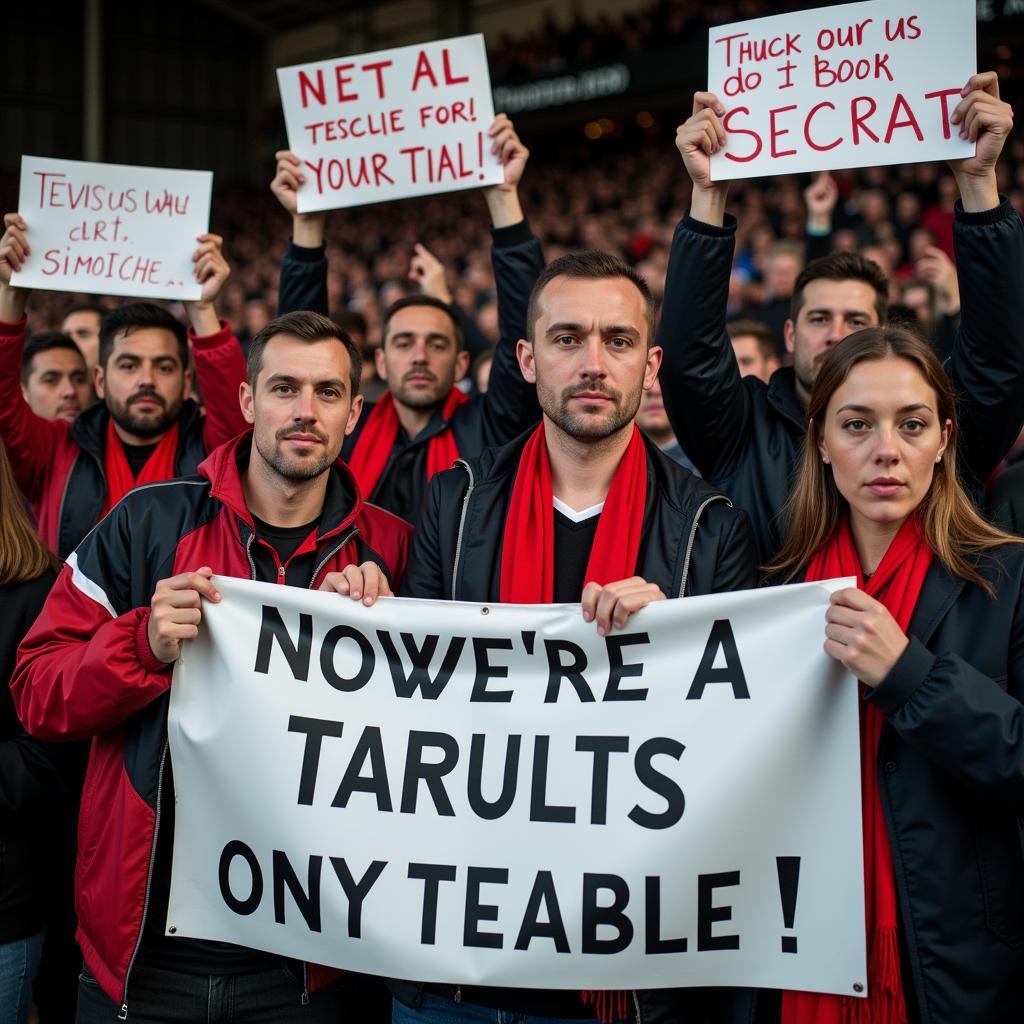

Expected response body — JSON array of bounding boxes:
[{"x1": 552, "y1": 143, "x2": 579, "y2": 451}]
[
  {"x1": 659, "y1": 74, "x2": 1024, "y2": 561},
  {"x1": 0, "y1": 216, "x2": 249, "y2": 556},
  {"x1": 271, "y1": 114, "x2": 542, "y2": 524},
  {"x1": 11, "y1": 310, "x2": 410, "y2": 1023},
  {"x1": 384, "y1": 251, "x2": 758, "y2": 1024}
]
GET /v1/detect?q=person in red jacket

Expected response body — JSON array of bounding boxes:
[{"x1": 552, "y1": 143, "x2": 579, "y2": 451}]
[
  {"x1": 0, "y1": 213, "x2": 249, "y2": 557},
  {"x1": 12, "y1": 310, "x2": 411, "y2": 1023}
]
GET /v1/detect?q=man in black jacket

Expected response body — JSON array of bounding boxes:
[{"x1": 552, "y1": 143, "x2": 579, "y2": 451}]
[
  {"x1": 659, "y1": 73, "x2": 1024, "y2": 561},
  {"x1": 270, "y1": 114, "x2": 542, "y2": 524},
  {"x1": 388, "y1": 251, "x2": 757, "y2": 1024}
]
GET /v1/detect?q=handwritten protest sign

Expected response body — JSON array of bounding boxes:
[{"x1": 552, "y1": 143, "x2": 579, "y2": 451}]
[
  {"x1": 708, "y1": 0, "x2": 976, "y2": 180},
  {"x1": 168, "y1": 578, "x2": 867, "y2": 996},
  {"x1": 276, "y1": 34, "x2": 504, "y2": 212},
  {"x1": 10, "y1": 156, "x2": 212, "y2": 300}
]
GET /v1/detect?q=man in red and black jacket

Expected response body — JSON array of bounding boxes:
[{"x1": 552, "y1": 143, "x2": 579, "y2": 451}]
[
  {"x1": 12, "y1": 311, "x2": 410, "y2": 1023},
  {"x1": 0, "y1": 214, "x2": 249, "y2": 557}
]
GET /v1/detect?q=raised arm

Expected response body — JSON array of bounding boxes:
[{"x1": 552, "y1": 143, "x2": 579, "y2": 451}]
[
  {"x1": 476, "y1": 114, "x2": 544, "y2": 445},
  {"x1": 272, "y1": 150, "x2": 330, "y2": 316},
  {"x1": 0, "y1": 214, "x2": 64, "y2": 501},
  {"x1": 182, "y1": 232, "x2": 249, "y2": 448},
  {"x1": 656, "y1": 94, "x2": 757, "y2": 480},
  {"x1": 407, "y1": 243, "x2": 492, "y2": 361},
  {"x1": 941, "y1": 73, "x2": 1024, "y2": 489}
]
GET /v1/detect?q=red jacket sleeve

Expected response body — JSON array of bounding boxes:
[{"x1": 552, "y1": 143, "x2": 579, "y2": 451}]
[
  {"x1": 191, "y1": 320, "x2": 249, "y2": 452},
  {"x1": 11, "y1": 526, "x2": 172, "y2": 743},
  {"x1": 0, "y1": 317, "x2": 64, "y2": 502}
]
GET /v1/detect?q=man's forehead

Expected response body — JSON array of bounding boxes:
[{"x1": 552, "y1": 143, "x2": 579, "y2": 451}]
[
  {"x1": 110, "y1": 327, "x2": 181, "y2": 357},
  {"x1": 261, "y1": 333, "x2": 351, "y2": 377},
  {"x1": 63, "y1": 310, "x2": 101, "y2": 329},
  {"x1": 386, "y1": 305, "x2": 455, "y2": 338},
  {"x1": 802, "y1": 277, "x2": 877, "y2": 306},
  {"x1": 537, "y1": 276, "x2": 646, "y2": 325},
  {"x1": 32, "y1": 348, "x2": 86, "y2": 372}
]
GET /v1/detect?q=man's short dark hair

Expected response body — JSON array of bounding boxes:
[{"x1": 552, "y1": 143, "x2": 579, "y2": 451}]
[
  {"x1": 62, "y1": 301, "x2": 106, "y2": 323},
  {"x1": 247, "y1": 311, "x2": 362, "y2": 399},
  {"x1": 21, "y1": 331, "x2": 85, "y2": 386},
  {"x1": 791, "y1": 252, "x2": 890, "y2": 324},
  {"x1": 527, "y1": 251, "x2": 656, "y2": 343},
  {"x1": 726, "y1": 319, "x2": 778, "y2": 362},
  {"x1": 381, "y1": 295, "x2": 463, "y2": 350},
  {"x1": 99, "y1": 303, "x2": 189, "y2": 369}
]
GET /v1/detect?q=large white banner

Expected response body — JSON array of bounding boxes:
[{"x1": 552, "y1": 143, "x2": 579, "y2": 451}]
[
  {"x1": 708, "y1": 0, "x2": 976, "y2": 180},
  {"x1": 277, "y1": 34, "x2": 504, "y2": 212},
  {"x1": 11, "y1": 156, "x2": 212, "y2": 300},
  {"x1": 167, "y1": 577, "x2": 867, "y2": 997}
]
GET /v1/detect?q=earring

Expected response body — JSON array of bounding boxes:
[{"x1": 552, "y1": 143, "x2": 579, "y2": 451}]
[
  {"x1": 822, "y1": 456, "x2": 830, "y2": 464},
  {"x1": 935, "y1": 454, "x2": 942, "y2": 463}
]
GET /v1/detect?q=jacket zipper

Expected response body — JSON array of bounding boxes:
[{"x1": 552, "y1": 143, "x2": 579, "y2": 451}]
[
  {"x1": 301, "y1": 962, "x2": 310, "y2": 1005},
  {"x1": 678, "y1": 495, "x2": 731, "y2": 598},
  {"x1": 450, "y1": 460, "x2": 476, "y2": 599},
  {"x1": 119, "y1": 740, "x2": 169, "y2": 1020},
  {"x1": 246, "y1": 531, "x2": 257, "y2": 580},
  {"x1": 632, "y1": 989, "x2": 643, "y2": 1023},
  {"x1": 309, "y1": 526, "x2": 359, "y2": 587}
]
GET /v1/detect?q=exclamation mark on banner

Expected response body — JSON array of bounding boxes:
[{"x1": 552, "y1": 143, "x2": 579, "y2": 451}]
[
  {"x1": 777, "y1": 856, "x2": 800, "y2": 953},
  {"x1": 469, "y1": 97, "x2": 477, "y2": 121},
  {"x1": 478, "y1": 131, "x2": 485, "y2": 180}
]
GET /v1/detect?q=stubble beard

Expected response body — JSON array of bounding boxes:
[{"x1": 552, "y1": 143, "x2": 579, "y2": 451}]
[
  {"x1": 255, "y1": 427, "x2": 336, "y2": 482},
  {"x1": 541, "y1": 380, "x2": 643, "y2": 442}
]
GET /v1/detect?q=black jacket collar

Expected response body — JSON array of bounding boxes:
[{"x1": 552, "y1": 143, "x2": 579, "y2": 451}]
[{"x1": 766, "y1": 367, "x2": 808, "y2": 434}]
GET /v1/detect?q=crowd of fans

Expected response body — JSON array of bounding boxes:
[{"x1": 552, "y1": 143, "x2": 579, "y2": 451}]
[
  {"x1": 489, "y1": 0, "x2": 783, "y2": 83},
  {"x1": 2, "y1": 0, "x2": 1024, "y2": 1011},
  {"x1": 11, "y1": 127, "x2": 1024, "y2": 373}
]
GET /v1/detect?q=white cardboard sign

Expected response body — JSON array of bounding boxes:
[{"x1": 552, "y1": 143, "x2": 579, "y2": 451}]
[
  {"x1": 709, "y1": 0, "x2": 976, "y2": 180},
  {"x1": 167, "y1": 577, "x2": 867, "y2": 997},
  {"x1": 11, "y1": 156, "x2": 212, "y2": 300},
  {"x1": 276, "y1": 34, "x2": 504, "y2": 212}
]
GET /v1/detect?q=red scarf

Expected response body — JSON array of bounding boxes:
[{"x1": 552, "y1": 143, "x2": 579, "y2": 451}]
[
  {"x1": 499, "y1": 423, "x2": 647, "y2": 604},
  {"x1": 499, "y1": 422, "x2": 647, "y2": 1023},
  {"x1": 348, "y1": 388, "x2": 467, "y2": 501},
  {"x1": 786, "y1": 514, "x2": 932, "y2": 1024},
  {"x1": 101, "y1": 417, "x2": 180, "y2": 515}
]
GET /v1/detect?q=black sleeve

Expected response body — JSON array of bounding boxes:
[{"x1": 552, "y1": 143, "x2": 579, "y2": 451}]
[
  {"x1": 278, "y1": 239, "x2": 329, "y2": 317},
  {"x1": 945, "y1": 199, "x2": 1024, "y2": 490},
  {"x1": 709, "y1": 508, "x2": 760, "y2": 594},
  {"x1": 475, "y1": 219, "x2": 544, "y2": 446},
  {"x1": 0, "y1": 729, "x2": 82, "y2": 812},
  {"x1": 931, "y1": 311, "x2": 959, "y2": 363},
  {"x1": 0, "y1": 572, "x2": 81, "y2": 813},
  {"x1": 450, "y1": 302, "x2": 491, "y2": 363},
  {"x1": 989, "y1": 463, "x2": 1024, "y2": 535},
  {"x1": 657, "y1": 213, "x2": 756, "y2": 480},
  {"x1": 399, "y1": 473, "x2": 449, "y2": 600},
  {"x1": 867, "y1": 602, "x2": 1024, "y2": 810},
  {"x1": 804, "y1": 228, "x2": 833, "y2": 263}
]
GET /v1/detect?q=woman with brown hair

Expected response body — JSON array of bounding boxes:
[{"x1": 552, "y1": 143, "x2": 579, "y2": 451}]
[
  {"x1": 0, "y1": 439, "x2": 80, "y2": 1024},
  {"x1": 768, "y1": 326, "x2": 1024, "y2": 1024}
]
